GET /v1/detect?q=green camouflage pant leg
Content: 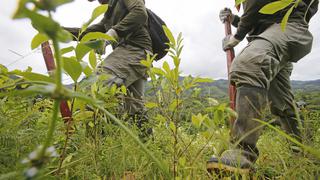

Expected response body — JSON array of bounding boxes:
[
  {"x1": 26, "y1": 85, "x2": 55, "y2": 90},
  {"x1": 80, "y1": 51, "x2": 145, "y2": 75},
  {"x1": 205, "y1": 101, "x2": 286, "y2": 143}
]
[
  {"x1": 230, "y1": 22, "x2": 313, "y2": 145},
  {"x1": 125, "y1": 78, "x2": 145, "y2": 115},
  {"x1": 268, "y1": 63, "x2": 301, "y2": 138},
  {"x1": 230, "y1": 38, "x2": 277, "y2": 89},
  {"x1": 230, "y1": 22, "x2": 313, "y2": 89},
  {"x1": 98, "y1": 44, "x2": 148, "y2": 114}
]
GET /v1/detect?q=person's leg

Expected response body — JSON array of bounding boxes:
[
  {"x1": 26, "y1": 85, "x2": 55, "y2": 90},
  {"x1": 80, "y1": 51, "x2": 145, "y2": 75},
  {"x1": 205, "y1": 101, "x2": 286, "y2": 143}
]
[
  {"x1": 126, "y1": 78, "x2": 152, "y2": 138},
  {"x1": 207, "y1": 22, "x2": 313, "y2": 173},
  {"x1": 125, "y1": 78, "x2": 145, "y2": 115},
  {"x1": 208, "y1": 38, "x2": 278, "y2": 171},
  {"x1": 269, "y1": 63, "x2": 301, "y2": 140},
  {"x1": 97, "y1": 44, "x2": 151, "y2": 137}
]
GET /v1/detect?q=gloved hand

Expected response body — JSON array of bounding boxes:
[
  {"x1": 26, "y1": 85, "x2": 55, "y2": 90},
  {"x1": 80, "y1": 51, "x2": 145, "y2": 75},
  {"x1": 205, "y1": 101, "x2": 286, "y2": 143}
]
[
  {"x1": 106, "y1": 28, "x2": 119, "y2": 42},
  {"x1": 96, "y1": 29, "x2": 119, "y2": 55},
  {"x1": 219, "y1": 8, "x2": 234, "y2": 23},
  {"x1": 222, "y1": 35, "x2": 241, "y2": 51}
]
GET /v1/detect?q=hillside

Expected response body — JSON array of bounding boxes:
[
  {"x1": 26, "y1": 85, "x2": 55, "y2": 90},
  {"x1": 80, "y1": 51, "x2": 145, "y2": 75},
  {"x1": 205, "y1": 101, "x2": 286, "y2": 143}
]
[{"x1": 199, "y1": 79, "x2": 320, "y2": 98}]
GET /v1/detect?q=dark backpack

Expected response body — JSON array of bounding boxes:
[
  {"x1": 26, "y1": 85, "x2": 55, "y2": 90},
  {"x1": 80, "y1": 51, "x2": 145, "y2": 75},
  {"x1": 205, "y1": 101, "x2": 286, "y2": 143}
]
[
  {"x1": 146, "y1": 9, "x2": 169, "y2": 60},
  {"x1": 109, "y1": 0, "x2": 169, "y2": 61}
]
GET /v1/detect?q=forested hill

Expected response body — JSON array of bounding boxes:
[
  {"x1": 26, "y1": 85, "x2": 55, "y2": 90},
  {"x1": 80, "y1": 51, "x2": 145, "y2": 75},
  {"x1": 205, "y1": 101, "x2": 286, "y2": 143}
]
[{"x1": 196, "y1": 79, "x2": 320, "y2": 99}]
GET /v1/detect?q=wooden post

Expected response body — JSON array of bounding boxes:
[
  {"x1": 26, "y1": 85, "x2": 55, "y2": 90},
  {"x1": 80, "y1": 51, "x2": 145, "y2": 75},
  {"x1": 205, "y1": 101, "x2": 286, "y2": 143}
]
[
  {"x1": 224, "y1": 18, "x2": 237, "y2": 125},
  {"x1": 41, "y1": 42, "x2": 72, "y2": 124}
]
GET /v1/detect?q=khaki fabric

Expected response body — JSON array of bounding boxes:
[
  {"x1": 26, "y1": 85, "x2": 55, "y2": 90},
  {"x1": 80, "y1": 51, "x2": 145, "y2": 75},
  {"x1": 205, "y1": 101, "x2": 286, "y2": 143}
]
[
  {"x1": 230, "y1": 22, "x2": 313, "y2": 89},
  {"x1": 64, "y1": 0, "x2": 152, "y2": 52},
  {"x1": 229, "y1": 22, "x2": 313, "y2": 149},
  {"x1": 235, "y1": 0, "x2": 318, "y2": 40},
  {"x1": 98, "y1": 43, "x2": 147, "y2": 114}
]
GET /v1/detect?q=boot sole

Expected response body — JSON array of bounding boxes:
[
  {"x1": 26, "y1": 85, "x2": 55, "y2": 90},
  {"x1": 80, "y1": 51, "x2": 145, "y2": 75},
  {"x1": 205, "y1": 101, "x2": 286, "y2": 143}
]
[{"x1": 207, "y1": 161, "x2": 251, "y2": 175}]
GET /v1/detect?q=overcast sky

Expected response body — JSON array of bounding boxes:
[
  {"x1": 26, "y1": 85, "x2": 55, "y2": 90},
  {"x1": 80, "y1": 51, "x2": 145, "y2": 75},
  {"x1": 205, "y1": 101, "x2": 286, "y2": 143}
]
[{"x1": 1, "y1": 0, "x2": 319, "y2": 82}]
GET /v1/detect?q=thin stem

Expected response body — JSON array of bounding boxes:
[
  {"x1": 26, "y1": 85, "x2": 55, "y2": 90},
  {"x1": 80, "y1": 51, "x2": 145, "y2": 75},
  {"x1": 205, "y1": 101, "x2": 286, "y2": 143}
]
[
  {"x1": 41, "y1": 99, "x2": 60, "y2": 157},
  {"x1": 40, "y1": 37, "x2": 62, "y2": 159},
  {"x1": 57, "y1": 119, "x2": 72, "y2": 174},
  {"x1": 52, "y1": 39, "x2": 62, "y2": 90}
]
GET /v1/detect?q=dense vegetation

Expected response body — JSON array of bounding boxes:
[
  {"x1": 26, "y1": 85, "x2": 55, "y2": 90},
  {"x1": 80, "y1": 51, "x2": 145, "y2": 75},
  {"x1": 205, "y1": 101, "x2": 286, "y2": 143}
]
[{"x1": 0, "y1": 0, "x2": 319, "y2": 179}]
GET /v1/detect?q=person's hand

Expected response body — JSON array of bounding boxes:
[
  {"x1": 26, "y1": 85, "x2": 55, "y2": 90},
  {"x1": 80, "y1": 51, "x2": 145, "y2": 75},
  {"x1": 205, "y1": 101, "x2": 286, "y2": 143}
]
[
  {"x1": 219, "y1": 8, "x2": 234, "y2": 23},
  {"x1": 222, "y1": 35, "x2": 240, "y2": 51},
  {"x1": 106, "y1": 28, "x2": 119, "y2": 42}
]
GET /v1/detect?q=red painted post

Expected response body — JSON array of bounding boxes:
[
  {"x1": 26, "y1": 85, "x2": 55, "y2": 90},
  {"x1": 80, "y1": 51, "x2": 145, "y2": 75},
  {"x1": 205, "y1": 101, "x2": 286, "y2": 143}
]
[
  {"x1": 41, "y1": 42, "x2": 72, "y2": 123},
  {"x1": 224, "y1": 18, "x2": 237, "y2": 125}
]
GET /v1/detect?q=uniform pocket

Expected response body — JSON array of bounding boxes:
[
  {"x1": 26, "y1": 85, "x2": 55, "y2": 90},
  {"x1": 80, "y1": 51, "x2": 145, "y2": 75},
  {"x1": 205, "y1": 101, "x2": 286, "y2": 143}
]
[{"x1": 287, "y1": 26, "x2": 313, "y2": 62}]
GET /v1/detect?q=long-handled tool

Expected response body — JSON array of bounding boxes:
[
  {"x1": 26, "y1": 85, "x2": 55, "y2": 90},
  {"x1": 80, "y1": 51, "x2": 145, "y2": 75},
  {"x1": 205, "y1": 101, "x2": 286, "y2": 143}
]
[
  {"x1": 41, "y1": 41, "x2": 72, "y2": 124},
  {"x1": 224, "y1": 16, "x2": 236, "y2": 125}
]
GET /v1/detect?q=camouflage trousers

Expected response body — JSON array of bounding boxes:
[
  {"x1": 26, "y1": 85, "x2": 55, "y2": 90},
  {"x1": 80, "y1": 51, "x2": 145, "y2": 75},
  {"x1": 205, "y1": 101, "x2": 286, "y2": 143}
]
[
  {"x1": 230, "y1": 22, "x2": 313, "y2": 147},
  {"x1": 98, "y1": 43, "x2": 149, "y2": 115}
]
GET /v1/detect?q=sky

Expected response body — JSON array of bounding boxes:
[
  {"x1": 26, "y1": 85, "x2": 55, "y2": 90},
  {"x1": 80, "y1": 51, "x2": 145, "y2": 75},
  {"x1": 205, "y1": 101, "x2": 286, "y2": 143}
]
[{"x1": 0, "y1": 0, "x2": 319, "y2": 83}]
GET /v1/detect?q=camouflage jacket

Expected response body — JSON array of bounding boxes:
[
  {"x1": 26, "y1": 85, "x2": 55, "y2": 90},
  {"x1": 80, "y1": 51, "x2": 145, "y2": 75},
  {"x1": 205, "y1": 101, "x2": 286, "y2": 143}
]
[
  {"x1": 232, "y1": 0, "x2": 319, "y2": 40},
  {"x1": 66, "y1": 0, "x2": 152, "y2": 51}
]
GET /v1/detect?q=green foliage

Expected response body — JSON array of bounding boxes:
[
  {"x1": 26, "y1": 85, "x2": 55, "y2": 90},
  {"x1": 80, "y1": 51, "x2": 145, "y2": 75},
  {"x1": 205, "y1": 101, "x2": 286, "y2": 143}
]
[
  {"x1": 62, "y1": 57, "x2": 82, "y2": 82},
  {"x1": 259, "y1": 0, "x2": 293, "y2": 15},
  {"x1": 1, "y1": 1, "x2": 320, "y2": 179},
  {"x1": 82, "y1": 5, "x2": 109, "y2": 32}
]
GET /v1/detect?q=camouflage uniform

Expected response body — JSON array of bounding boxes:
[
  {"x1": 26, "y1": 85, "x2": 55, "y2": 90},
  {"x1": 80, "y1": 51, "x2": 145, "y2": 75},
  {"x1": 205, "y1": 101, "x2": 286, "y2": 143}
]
[
  {"x1": 66, "y1": 0, "x2": 152, "y2": 115},
  {"x1": 208, "y1": 0, "x2": 318, "y2": 171},
  {"x1": 230, "y1": 0, "x2": 318, "y2": 152}
]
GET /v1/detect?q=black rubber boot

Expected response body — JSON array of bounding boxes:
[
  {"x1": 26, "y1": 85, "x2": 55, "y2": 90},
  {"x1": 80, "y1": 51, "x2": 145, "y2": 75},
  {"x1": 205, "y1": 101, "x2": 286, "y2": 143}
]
[{"x1": 207, "y1": 85, "x2": 268, "y2": 174}]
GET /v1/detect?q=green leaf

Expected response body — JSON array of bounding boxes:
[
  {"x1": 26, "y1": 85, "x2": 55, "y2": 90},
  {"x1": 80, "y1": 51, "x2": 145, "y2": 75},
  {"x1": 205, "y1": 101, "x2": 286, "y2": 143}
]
[
  {"x1": 3, "y1": 84, "x2": 56, "y2": 98},
  {"x1": 81, "y1": 62, "x2": 93, "y2": 77},
  {"x1": 178, "y1": 157, "x2": 186, "y2": 166},
  {"x1": 61, "y1": 154, "x2": 73, "y2": 167},
  {"x1": 151, "y1": 68, "x2": 165, "y2": 76},
  {"x1": 62, "y1": 57, "x2": 82, "y2": 82},
  {"x1": 81, "y1": 32, "x2": 116, "y2": 43},
  {"x1": 155, "y1": 114, "x2": 166, "y2": 123},
  {"x1": 207, "y1": 98, "x2": 219, "y2": 106},
  {"x1": 169, "y1": 122, "x2": 176, "y2": 133},
  {"x1": 192, "y1": 114, "x2": 201, "y2": 128},
  {"x1": 191, "y1": 114, "x2": 207, "y2": 128},
  {"x1": 89, "y1": 50, "x2": 97, "y2": 69},
  {"x1": 26, "y1": 10, "x2": 60, "y2": 39},
  {"x1": 31, "y1": 33, "x2": 49, "y2": 50},
  {"x1": 162, "y1": 62, "x2": 170, "y2": 73},
  {"x1": 84, "y1": 40, "x2": 105, "y2": 50},
  {"x1": 75, "y1": 43, "x2": 91, "y2": 60},
  {"x1": 56, "y1": 28, "x2": 73, "y2": 43},
  {"x1": 34, "y1": 0, "x2": 74, "y2": 11},
  {"x1": 91, "y1": 5, "x2": 108, "y2": 22},
  {"x1": 173, "y1": 56, "x2": 180, "y2": 67},
  {"x1": 225, "y1": 107, "x2": 238, "y2": 118},
  {"x1": 17, "y1": 72, "x2": 54, "y2": 83},
  {"x1": 145, "y1": 102, "x2": 158, "y2": 109},
  {"x1": 120, "y1": 85, "x2": 127, "y2": 95},
  {"x1": 235, "y1": 0, "x2": 246, "y2": 6},
  {"x1": 61, "y1": 46, "x2": 75, "y2": 55},
  {"x1": 88, "y1": 121, "x2": 95, "y2": 128},
  {"x1": 281, "y1": 5, "x2": 294, "y2": 31},
  {"x1": 169, "y1": 100, "x2": 182, "y2": 111},
  {"x1": 12, "y1": 0, "x2": 33, "y2": 19},
  {"x1": 82, "y1": 5, "x2": 108, "y2": 30},
  {"x1": 259, "y1": 0, "x2": 292, "y2": 14},
  {"x1": 140, "y1": 60, "x2": 151, "y2": 68},
  {"x1": 163, "y1": 26, "x2": 175, "y2": 46}
]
